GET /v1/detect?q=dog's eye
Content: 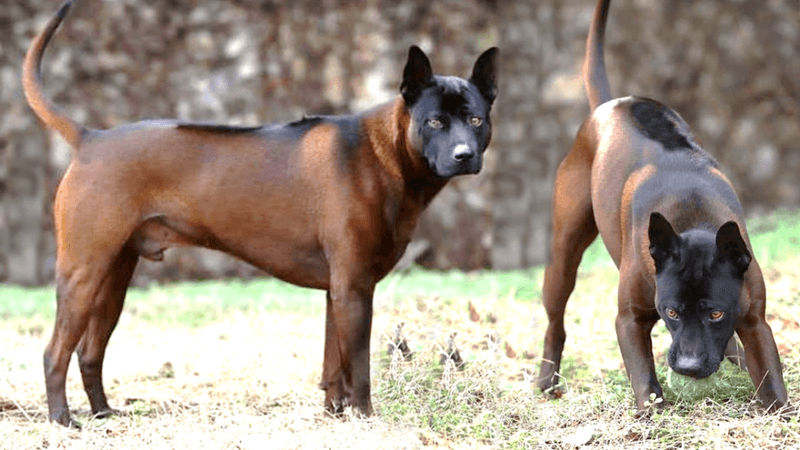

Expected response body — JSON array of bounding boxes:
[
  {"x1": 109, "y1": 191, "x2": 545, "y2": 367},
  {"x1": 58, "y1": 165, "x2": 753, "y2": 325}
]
[
  {"x1": 427, "y1": 118, "x2": 443, "y2": 129},
  {"x1": 709, "y1": 311, "x2": 724, "y2": 321},
  {"x1": 470, "y1": 117, "x2": 483, "y2": 127},
  {"x1": 665, "y1": 308, "x2": 678, "y2": 320}
]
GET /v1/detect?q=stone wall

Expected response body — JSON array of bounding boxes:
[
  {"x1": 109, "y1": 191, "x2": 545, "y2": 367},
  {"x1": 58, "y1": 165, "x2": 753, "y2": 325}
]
[
  {"x1": 1, "y1": 2, "x2": 57, "y2": 285},
  {"x1": 0, "y1": 0, "x2": 798, "y2": 284}
]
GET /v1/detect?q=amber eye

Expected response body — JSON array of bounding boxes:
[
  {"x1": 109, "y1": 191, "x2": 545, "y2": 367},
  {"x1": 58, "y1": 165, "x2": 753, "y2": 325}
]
[
  {"x1": 470, "y1": 116, "x2": 483, "y2": 127},
  {"x1": 710, "y1": 311, "x2": 724, "y2": 321},
  {"x1": 428, "y1": 118, "x2": 443, "y2": 129},
  {"x1": 666, "y1": 308, "x2": 679, "y2": 320}
]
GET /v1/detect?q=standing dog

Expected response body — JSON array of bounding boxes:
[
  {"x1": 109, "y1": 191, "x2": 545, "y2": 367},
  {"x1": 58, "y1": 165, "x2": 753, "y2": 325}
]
[
  {"x1": 24, "y1": 1, "x2": 498, "y2": 427},
  {"x1": 536, "y1": 0, "x2": 787, "y2": 413}
]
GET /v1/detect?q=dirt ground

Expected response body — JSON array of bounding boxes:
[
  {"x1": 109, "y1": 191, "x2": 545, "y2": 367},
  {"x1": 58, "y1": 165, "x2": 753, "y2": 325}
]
[
  {"x1": 2, "y1": 266, "x2": 799, "y2": 449},
  {"x1": 1, "y1": 308, "x2": 438, "y2": 449}
]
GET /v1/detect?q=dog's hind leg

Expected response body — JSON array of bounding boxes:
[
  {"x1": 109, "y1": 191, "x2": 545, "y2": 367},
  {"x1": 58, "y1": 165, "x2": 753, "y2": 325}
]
[
  {"x1": 45, "y1": 257, "x2": 122, "y2": 427},
  {"x1": 45, "y1": 178, "x2": 139, "y2": 427},
  {"x1": 76, "y1": 244, "x2": 139, "y2": 419},
  {"x1": 537, "y1": 134, "x2": 598, "y2": 396}
]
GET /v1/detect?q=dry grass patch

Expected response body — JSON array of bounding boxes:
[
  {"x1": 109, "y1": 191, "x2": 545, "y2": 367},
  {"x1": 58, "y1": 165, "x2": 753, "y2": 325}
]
[
  {"x1": 1, "y1": 311, "x2": 426, "y2": 449},
  {"x1": 373, "y1": 265, "x2": 800, "y2": 449},
  {"x1": 1, "y1": 259, "x2": 799, "y2": 449}
]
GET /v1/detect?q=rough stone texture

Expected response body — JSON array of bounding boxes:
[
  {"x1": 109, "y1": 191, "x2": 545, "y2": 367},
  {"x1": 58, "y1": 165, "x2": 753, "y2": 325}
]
[
  {"x1": 0, "y1": 2, "x2": 55, "y2": 285},
  {"x1": 1, "y1": 0, "x2": 798, "y2": 283},
  {"x1": 492, "y1": 0, "x2": 587, "y2": 269}
]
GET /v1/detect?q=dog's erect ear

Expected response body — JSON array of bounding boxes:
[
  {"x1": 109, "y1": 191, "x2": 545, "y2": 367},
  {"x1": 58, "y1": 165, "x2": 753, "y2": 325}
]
[
  {"x1": 470, "y1": 47, "x2": 498, "y2": 104},
  {"x1": 400, "y1": 46, "x2": 434, "y2": 104},
  {"x1": 716, "y1": 221, "x2": 751, "y2": 276},
  {"x1": 649, "y1": 212, "x2": 681, "y2": 273}
]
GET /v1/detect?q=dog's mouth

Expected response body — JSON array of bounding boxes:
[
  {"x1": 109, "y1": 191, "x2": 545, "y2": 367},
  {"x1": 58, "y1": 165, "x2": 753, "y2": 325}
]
[
  {"x1": 454, "y1": 162, "x2": 482, "y2": 176},
  {"x1": 430, "y1": 158, "x2": 482, "y2": 178}
]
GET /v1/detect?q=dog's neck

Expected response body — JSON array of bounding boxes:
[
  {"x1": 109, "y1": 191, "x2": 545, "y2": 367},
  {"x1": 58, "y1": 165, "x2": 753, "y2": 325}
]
[{"x1": 364, "y1": 97, "x2": 448, "y2": 204}]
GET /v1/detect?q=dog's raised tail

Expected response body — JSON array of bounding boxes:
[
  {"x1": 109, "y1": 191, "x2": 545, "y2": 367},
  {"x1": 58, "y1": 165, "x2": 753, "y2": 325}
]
[
  {"x1": 584, "y1": 0, "x2": 613, "y2": 111},
  {"x1": 22, "y1": 0, "x2": 85, "y2": 149}
]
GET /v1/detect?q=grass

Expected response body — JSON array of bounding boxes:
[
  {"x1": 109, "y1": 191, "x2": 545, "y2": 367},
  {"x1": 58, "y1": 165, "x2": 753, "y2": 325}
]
[{"x1": 1, "y1": 210, "x2": 800, "y2": 448}]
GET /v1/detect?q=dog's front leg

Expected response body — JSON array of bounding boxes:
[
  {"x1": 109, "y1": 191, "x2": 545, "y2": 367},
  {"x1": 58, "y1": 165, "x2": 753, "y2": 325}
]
[
  {"x1": 321, "y1": 291, "x2": 345, "y2": 413},
  {"x1": 615, "y1": 268, "x2": 663, "y2": 413},
  {"x1": 321, "y1": 266, "x2": 375, "y2": 416},
  {"x1": 735, "y1": 264, "x2": 788, "y2": 412},
  {"x1": 737, "y1": 318, "x2": 788, "y2": 411}
]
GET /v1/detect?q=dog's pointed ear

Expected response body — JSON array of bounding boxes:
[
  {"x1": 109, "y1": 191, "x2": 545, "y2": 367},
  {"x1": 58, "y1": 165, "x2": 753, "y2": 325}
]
[
  {"x1": 649, "y1": 212, "x2": 680, "y2": 273},
  {"x1": 716, "y1": 221, "x2": 751, "y2": 276},
  {"x1": 470, "y1": 47, "x2": 498, "y2": 104},
  {"x1": 400, "y1": 46, "x2": 434, "y2": 104}
]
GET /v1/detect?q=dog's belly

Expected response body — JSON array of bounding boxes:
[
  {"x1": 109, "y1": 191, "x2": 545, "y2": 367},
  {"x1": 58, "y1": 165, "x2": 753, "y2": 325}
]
[{"x1": 130, "y1": 208, "x2": 331, "y2": 290}]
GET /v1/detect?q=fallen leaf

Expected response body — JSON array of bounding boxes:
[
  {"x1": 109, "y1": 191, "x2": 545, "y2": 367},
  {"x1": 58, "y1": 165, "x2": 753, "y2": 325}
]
[
  {"x1": 505, "y1": 342, "x2": 517, "y2": 359},
  {"x1": 468, "y1": 301, "x2": 480, "y2": 322}
]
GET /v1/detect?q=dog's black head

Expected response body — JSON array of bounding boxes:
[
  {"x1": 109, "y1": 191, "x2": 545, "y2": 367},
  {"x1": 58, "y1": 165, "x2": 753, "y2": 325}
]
[
  {"x1": 400, "y1": 46, "x2": 497, "y2": 178},
  {"x1": 649, "y1": 212, "x2": 751, "y2": 379}
]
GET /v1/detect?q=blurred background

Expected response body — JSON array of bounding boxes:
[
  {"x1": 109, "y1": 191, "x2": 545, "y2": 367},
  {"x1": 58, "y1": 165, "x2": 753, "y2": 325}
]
[{"x1": 0, "y1": 0, "x2": 798, "y2": 286}]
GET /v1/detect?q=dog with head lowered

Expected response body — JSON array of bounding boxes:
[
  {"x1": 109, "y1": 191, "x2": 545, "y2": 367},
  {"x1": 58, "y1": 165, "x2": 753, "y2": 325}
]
[
  {"x1": 24, "y1": 0, "x2": 498, "y2": 427},
  {"x1": 536, "y1": 0, "x2": 787, "y2": 413}
]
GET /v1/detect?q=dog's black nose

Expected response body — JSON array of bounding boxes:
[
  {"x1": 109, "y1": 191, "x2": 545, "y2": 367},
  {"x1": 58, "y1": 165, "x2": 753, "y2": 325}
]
[
  {"x1": 672, "y1": 354, "x2": 708, "y2": 379},
  {"x1": 453, "y1": 144, "x2": 474, "y2": 162}
]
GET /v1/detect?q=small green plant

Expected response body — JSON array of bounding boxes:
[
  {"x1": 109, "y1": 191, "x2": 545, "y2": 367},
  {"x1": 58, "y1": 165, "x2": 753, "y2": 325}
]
[{"x1": 662, "y1": 359, "x2": 754, "y2": 405}]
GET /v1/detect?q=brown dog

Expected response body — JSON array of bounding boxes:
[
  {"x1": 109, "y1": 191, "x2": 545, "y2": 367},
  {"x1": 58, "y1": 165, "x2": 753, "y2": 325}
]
[
  {"x1": 24, "y1": 1, "x2": 498, "y2": 427},
  {"x1": 536, "y1": 0, "x2": 787, "y2": 413}
]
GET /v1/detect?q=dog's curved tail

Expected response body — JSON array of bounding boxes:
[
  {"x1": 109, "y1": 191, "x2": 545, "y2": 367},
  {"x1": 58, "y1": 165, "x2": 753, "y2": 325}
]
[
  {"x1": 23, "y1": 0, "x2": 86, "y2": 149},
  {"x1": 584, "y1": 0, "x2": 613, "y2": 111}
]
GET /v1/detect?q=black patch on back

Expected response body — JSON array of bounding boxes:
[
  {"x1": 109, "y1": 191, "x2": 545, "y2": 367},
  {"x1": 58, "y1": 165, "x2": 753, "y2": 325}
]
[
  {"x1": 630, "y1": 100, "x2": 693, "y2": 150},
  {"x1": 334, "y1": 117, "x2": 363, "y2": 168},
  {"x1": 174, "y1": 116, "x2": 364, "y2": 170},
  {"x1": 288, "y1": 116, "x2": 325, "y2": 129},
  {"x1": 260, "y1": 116, "x2": 325, "y2": 142},
  {"x1": 175, "y1": 123, "x2": 262, "y2": 133}
]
